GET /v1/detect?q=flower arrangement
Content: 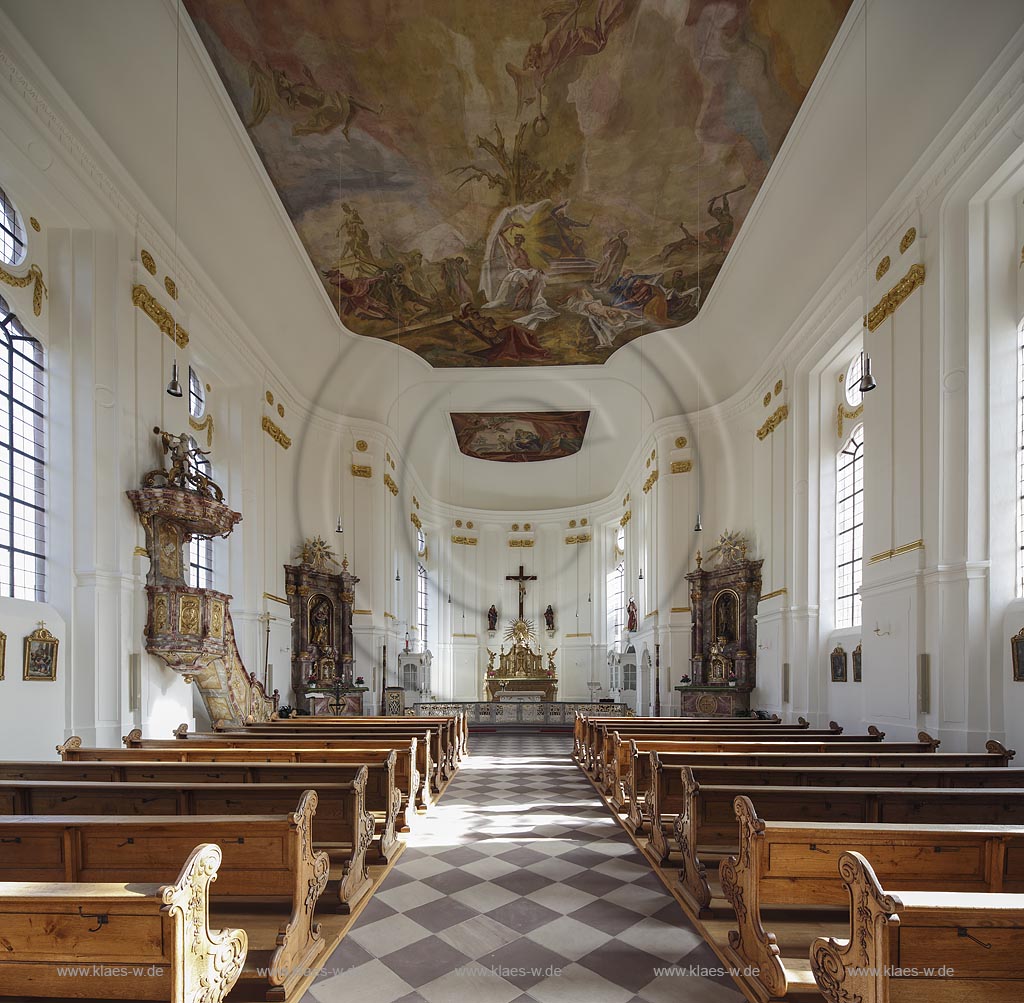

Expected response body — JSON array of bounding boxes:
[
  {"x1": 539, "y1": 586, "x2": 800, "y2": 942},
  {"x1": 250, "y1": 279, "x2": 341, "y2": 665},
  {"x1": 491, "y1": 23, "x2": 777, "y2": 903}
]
[
  {"x1": 679, "y1": 674, "x2": 691, "y2": 685},
  {"x1": 355, "y1": 676, "x2": 365, "y2": 685}
]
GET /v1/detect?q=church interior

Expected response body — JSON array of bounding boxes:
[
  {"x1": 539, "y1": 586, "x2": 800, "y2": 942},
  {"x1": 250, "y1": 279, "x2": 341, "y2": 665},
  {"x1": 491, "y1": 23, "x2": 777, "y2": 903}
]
[{"x1": 2, "y1": 0, "x2": 1024, "y2": 1000}]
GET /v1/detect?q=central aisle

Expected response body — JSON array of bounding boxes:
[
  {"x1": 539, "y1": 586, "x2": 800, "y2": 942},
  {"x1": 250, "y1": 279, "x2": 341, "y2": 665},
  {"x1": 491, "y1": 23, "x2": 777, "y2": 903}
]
[{"x1": 304, "y1": 734, "x2": 741, "y2": 1003}]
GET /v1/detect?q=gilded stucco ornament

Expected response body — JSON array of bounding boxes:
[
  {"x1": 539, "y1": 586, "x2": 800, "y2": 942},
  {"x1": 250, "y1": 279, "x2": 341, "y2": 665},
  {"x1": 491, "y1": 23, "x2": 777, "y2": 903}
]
[
  {"x1": 140, "y1": 249, "x2": 157, "y2": 275},
  {"x1": 262, "y1": 415, "x2": 291, "y2": 449},
  {"x1": 189, "y1": 413, "x2": 215, "y2": 447},
  {"x1": 671, "y1": 460, "x2": 693, "y2": 473},
  {"x1": 899, "y1": 226, "x2": 917, "y2": 254},
  {"x1": 0, "y1": 262, "x2": 47, "y2": 316},
  {"x1": 132, "y1": 284, "x2": 188, "y2": 346},
  {"x1": 866, "y1": 263, "x2": 925, "y2": 331},
  {"x1": 355, "y1": 439, "x2": 368, "y2": 451},
  {"x1": 164, "y1": 276, "x2": 178, "y2": 299},
  {"x1": 295, "y1": 536, "x2": 340, "y2": 572},
  {"x1": 756, "y1": 404, "x2": 789, "y2": 440},
  {"x1": 875, "y1": 255, "x2": 890, "y2": 281},
  {"x1": 675, "y1": 436, "x2": 688, "y2": 448},
  {"x1": 351, "y1": 464, "x2": 371, "y2": 477}
]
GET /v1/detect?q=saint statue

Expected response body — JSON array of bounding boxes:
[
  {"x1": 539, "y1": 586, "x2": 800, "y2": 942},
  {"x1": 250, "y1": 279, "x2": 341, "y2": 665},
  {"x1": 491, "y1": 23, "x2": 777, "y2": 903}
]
[
  {"x1": 626, "y1": 597, "x2": 638, "y2": 633},
  {"x1": 487, "y1": 604, "x2": 498, "y2": 631},
  {"x1": 311, "y1": 603, "x2": 330, "y2": 648},
  {"x1": 544, "y1": 604, "x2": 555, "y2": 630}
]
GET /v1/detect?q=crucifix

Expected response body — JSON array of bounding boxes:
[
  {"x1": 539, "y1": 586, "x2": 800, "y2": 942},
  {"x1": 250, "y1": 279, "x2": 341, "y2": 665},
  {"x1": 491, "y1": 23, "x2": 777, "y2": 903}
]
[{"x1": 505, "y1": 564, "x2": 537, "y2": 621}]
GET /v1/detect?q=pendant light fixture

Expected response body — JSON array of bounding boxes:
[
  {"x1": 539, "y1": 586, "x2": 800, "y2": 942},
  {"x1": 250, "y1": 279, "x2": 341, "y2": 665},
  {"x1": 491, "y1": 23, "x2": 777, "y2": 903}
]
[
  {"x1": 859, "y1": 2, "x2": 878, "y2": 395},
  {"x1": 165, "y1": 0, "x2": 183, "y2": 399},
  {"x1": 336, "y1": 515, "x2": 344, "y2": 535}
]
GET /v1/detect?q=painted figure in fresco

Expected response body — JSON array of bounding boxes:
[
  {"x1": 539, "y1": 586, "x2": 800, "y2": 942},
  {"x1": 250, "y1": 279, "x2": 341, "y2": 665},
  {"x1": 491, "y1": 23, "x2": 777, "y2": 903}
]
[
  {"x1": 247, "y1": 62, "x2": 382, "y2": 140},
  {"x1": 322, "y1": 268, "x2": 394, "y2": 321},
  {"x1": 544, "y1": 605, "x2": 555, "y2": 631},
  {"x1": 454, "y1": 306, "x2": 550, "y2": 363},
  {"x1": 506, "y1": 0, "x2": 634, "y2": 121},
  {"x1": 338, "y1": 203, "x2": 373, "y2": 263},
  {"x1": 548, "y1": 201, "x2": 591, "y2": 258},
  {"x1": 487, "y1": 605, "x2": 499, "y2": 631},
  {"x1": 593, "y1": 230, "x2": 629, "y2": 288},
  {"x1": 626, "y1": 597, "x2": 638, "y2": 633},
  {"x1": 380, "y1": 263, "x2": 433, "y2": 321},
  {"x1": 704, "y1": 186, "x2": 745, "y2": 250},
  {"x1": 441, "y1": 256, "x2": 473, "y2": 307},
  {"x1": 660, "y1": 223, "x2": 699, "y2": 261},
  {"x1": 564, "y1": 287, "x2": 637, "y2": 348},
  {"x1": 482, "y1": 221, "x2": 558, "y2": 329},
  {"x1": 609, "y1": 271, "x2": 668, "y2": 323},
  {"x1": 512, "y1": 428, "x2": 543, "y2": 453}
]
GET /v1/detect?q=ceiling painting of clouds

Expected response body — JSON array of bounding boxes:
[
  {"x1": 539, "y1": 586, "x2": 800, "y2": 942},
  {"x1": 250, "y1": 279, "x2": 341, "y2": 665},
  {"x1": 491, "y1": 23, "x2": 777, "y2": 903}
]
[
  {"x1": 451, "y1": 411, "x2": 590, "y2": 462},
  {"x1": 185, "y1": 0, "x2": 851, "y2": 367}
]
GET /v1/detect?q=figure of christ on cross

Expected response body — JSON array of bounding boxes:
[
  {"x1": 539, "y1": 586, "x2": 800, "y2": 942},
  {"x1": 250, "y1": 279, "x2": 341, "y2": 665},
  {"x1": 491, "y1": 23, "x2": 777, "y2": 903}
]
[{"x1": 506, "y1": 564, "x2": 537, "y2": 621}]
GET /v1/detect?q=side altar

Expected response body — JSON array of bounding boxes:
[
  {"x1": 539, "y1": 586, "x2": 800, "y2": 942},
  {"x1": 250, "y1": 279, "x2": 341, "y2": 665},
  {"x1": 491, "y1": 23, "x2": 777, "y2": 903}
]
[
  {"x1": 485, "y1": 618, "x2": 557, "y2": 702},
  {"x1": 676, "y1": 531, "x2": 763, "y2": 717}
]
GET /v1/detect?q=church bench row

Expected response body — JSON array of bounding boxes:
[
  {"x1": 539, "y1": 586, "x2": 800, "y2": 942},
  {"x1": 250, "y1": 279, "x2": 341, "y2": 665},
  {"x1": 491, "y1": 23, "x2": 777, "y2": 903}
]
[
  {"x1": 128, "y1": 725, "x2": 448, "y2": 797},
  {"x1": 0, "y1": 778, "x2": 374, "y2": 913},
  {"x1": 204, "y1": 717, "x2": 462, "y2": 781},
  {"x1": 59, "y1": 736, "x2": 427, "y2": 826},
  {"x1": 811, "y1": 850, "x2": 1024, "y2": 1003},
  {"x1": 599, "y1": 728, "x2": 895, "y2": 805},
  {"x1": 587, "y1": 723, "x2": 855, "y2": 786},
  {"x1": 0, "y1": 791, "x2": 336, "y2": 1000},
  {"x1": 235, "y1": 713, "x2": 468, "y2": 764},
  {"x1": 665, "y1": 769, "x2": 1024, "y2": 913},
  {"x1": 0, "y1": 757, "x2": 402, "y2": 858},
  {"x1": 718, "y1": 795, "x2": 1024, "y2": 1001},
  {"x1": 0, "y1": 842, "x2": 247, "y2": 1003},
  {"x1": 622, "y1": 740, "x2": 1013, "y2": 834},
  {"x1": 574, "y1": 715, "x2": 805, "y2": 772}
]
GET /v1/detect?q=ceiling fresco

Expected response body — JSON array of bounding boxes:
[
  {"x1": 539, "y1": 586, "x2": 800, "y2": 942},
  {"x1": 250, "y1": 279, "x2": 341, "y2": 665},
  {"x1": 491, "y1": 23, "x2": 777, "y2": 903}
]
[
  {"x1": 451, "y1": 411, "x2": 590, "y2": 462},
  {"x1": 185, "y1": 0, "x2": 851, "y2": 368}
]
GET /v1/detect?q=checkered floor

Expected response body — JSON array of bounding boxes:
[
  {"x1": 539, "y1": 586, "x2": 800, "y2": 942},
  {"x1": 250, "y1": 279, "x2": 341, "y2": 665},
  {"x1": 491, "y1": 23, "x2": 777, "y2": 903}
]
[{"x1": 304, "y1": 734, "x2": 740, "y2": 1002}]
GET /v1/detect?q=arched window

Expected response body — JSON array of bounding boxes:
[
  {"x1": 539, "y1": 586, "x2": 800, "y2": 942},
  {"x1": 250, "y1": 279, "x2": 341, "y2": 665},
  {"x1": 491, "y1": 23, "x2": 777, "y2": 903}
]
[
  {"x1": 0, "y1": 295, "x2": 45, "y2": 599},
  {"x1": 607, "y1": 525, "x2": 626, "y2": 640},
  {"x1": 186, "y1": 436, "x2": 215, "y2": 589},
  {"x1": 844, "y1": 354, "x2": 864, "y2": 409},
  {"x1": 0, "y1": 185, "x2": 26, "y2": 267},
  {"x1": 416, "y1": 561, "x2": 428, "y2": 650},
  {"x1": 836, "y1": 423, "x2": 864, "y2": 628},
  {"x1": 188, "y1": 366, "x2": 206, "y2": 419}
]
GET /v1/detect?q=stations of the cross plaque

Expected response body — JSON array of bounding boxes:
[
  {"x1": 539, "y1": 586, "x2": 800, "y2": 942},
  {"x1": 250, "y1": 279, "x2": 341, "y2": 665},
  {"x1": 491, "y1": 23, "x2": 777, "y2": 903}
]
[{"x1": 505, "y1": 564, "x2": 537, "y2": 621}]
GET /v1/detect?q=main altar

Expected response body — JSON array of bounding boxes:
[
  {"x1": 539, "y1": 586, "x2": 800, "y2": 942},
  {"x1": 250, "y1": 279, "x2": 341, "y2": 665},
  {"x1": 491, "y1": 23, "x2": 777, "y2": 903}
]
[{"x1": 485, "y1": 618, "x2": 557, "y2": 702}]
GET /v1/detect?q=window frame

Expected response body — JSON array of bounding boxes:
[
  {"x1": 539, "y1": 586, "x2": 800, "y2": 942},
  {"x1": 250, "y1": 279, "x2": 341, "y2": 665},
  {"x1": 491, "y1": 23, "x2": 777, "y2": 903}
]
[
  {"x1": 835, "y1": 423, "x2": 864, "y2": 629},
  {"x1": 0, "y1": 296, "x2": 46, "y2": 600},
  {"x1": 186, "y1": 435, "x2": 215, "y2": 590},
  {"x1": 0, "y1": 185, "x2": 27, "y2": 268},
  {"x1": 188, "y1": 366, "x2": 206, "y2": 420},
  {"x1": 416, "y1": 561, "x2": 428, "y2": 650}
]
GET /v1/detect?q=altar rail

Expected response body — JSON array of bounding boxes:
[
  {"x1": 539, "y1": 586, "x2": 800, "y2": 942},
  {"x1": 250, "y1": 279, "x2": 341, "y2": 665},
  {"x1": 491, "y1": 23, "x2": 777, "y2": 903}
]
[{"x1": 411, "y1": 701, "x2": 633, "y2": 725}]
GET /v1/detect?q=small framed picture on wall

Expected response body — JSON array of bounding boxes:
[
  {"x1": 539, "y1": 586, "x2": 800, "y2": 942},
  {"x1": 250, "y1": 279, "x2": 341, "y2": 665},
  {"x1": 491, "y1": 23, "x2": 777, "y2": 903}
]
[
  {"x1": 830, "y1": 644, "x2": 848, "y2": 683},
  {"x1": 0, "y1": 629, "x2": 5, "y2": 680},
  {"x1": 23, "y1": 623, "x2": 58, "y2": 681},
  {"x1": 852, "y1": 643, "x2": 862, "y2": 683},
  {"x1": 1011, "y1": 627, "x2": 1024, "y2": 682}
]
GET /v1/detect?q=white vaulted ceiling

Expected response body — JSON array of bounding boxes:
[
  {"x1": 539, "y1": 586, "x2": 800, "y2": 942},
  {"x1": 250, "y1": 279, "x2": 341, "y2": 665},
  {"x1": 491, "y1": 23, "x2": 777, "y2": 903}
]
[{"x1": 3, "y1": 0, "x2": 1023, "y2": 508}]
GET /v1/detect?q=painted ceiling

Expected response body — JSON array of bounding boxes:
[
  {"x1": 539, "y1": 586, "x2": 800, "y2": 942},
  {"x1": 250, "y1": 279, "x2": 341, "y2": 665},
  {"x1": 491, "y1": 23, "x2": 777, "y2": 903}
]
[
  {"x1": 451, "y1": 411, "x2": 590, "y2": 462},
  {"x1": 185, "y1": 0, "x2": 851, "y2": 368}
]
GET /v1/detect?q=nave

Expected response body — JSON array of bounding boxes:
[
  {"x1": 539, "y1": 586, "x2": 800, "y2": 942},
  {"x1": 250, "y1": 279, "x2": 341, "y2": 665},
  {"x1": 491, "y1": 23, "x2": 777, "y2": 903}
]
[{"x1": 304, "y1": 734, "x2": 739, "y2": 1003}]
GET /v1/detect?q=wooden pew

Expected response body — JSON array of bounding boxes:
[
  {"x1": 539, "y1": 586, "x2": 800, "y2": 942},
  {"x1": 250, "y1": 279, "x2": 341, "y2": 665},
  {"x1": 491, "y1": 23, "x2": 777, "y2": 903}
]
[
  {"x1": 239, "y1": 713, "x2": 467, "y2": 766},
  {"x1": 578, "y1": 715, "x2": 800, "y2": 773},
  {"x1": 0, "y1": 842, "x2": 246, "y2": 1003},
  {"x1": 601, "y1": 726, "x2": 886, "y2": 805},
  {"x1": 573, "y1": 712, "x2": 789, "y2": 764},
  {"x1": 0, "y1": 753, "x2": 402, "y2": 858},
  {"x1": 0, "y1": 791, "x2": 333, "y2": 1000},
  {"x1": 59, "y1": 736, "x2": 426, "y2": 824},
  {"x1": 205, "y1": 719, "x2": 458, "y2": 783},
  {"x1": 623, "y1": 739, "x2": 1014, "y2": 834},
  {"x1": 668, "y1": 767, "x2": 1024, "y2": 913},
  {"x1": 0, "y1": 778, "x2": 373, "y2": 913},
  {"x1": 811, "y1": 850, "x2": 1024, "y2": 1003},
  {"x1": 717, "y1": 795, "x2": 1024, "y2": 1000},
  {"x1": 125, "y1": 727, "x2": 442, "y2": 802}
]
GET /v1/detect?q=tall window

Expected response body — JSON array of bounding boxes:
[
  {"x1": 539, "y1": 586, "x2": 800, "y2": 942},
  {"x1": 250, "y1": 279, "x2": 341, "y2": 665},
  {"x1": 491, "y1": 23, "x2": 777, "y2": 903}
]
[
  {"x1": 1017, "y1": 321, "x2": 1024, "y2": 596},
  {"x1": 835, "y1": 423, "x2": 864, "y2": 628},
  {"x1": 622, "y1": 660, "x2": 637, "y2": 690},
  {"x1": 417, "y1": 561, "x2": 428, "y2": 650},
  {"x1": 0, "y1": 297, "x2": 45, "y2": 599},
  {"x1": 187, "y1": 436, "x2": 215, "y2": 589},
  {"x1": 607, "y1": 525, "x2": 626, "y2": 640},
  {"x1": 188, "y1": 366, "x2": 205, "y2": 419}
]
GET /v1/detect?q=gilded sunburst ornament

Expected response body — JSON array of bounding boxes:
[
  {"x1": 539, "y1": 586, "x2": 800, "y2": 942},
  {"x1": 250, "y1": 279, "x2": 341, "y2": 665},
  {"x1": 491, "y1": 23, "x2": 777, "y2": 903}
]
[
  {"x1": 296, "y1": 535, "x2": 339, "y2": 572},
  {"x1": 706, "y1": 530, "x2": 748, "y2": 566},
  {"x1": 504, "y1": 618, "x2": 536, "y2": 647}
]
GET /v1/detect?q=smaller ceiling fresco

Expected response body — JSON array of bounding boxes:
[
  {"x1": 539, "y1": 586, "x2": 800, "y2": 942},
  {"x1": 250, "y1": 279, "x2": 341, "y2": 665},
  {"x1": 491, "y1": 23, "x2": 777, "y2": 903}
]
[{"x1": 451, "y1": 411, "x2": 589, "y2": 462}]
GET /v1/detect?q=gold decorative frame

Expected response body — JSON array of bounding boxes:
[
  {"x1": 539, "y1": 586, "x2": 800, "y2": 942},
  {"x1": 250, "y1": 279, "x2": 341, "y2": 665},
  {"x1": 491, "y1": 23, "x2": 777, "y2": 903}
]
[
  {"x1": 1011, "y1": 627, "x2": 1024, "y2": 682},
  {"x1": 23, "y1": 624, "x2": 58, "y2": 681}
]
